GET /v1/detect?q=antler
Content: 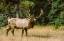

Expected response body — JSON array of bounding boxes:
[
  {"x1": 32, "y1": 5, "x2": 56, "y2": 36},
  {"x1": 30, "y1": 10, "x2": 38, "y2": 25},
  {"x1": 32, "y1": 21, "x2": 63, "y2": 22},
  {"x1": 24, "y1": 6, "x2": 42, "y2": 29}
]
[
  {"x1": 36, "y1": 9, "x2": 43, "y2": 18},
  {"x1": 27, "y1": 9, "x2": 43, "y2": 19}
]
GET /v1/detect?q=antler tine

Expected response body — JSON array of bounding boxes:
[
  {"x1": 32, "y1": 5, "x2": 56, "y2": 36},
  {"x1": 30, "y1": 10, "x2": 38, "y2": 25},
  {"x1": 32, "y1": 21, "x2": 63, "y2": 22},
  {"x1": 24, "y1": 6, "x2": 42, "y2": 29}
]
[
  {"x1": 27, "y1": 9, "x2": 30, "y2": 18},
  {"x1": 28, "y1": 9, "x2": 30, "y2": 16}
]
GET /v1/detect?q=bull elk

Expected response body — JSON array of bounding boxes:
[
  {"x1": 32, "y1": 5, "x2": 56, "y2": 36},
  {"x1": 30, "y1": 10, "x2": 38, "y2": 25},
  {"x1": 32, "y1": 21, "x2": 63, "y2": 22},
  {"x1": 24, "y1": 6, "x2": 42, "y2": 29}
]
[{"x1": 6, "y1": 9, "x2": 43, "y2": 36}]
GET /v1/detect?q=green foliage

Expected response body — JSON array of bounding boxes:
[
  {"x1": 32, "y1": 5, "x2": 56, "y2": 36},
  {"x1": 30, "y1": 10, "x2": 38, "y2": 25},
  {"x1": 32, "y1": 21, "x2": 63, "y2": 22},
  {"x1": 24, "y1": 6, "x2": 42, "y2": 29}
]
[
  {"x1": 59, "y1": 11, "x2": 64, "y2": 25},
  {"x1": 19, "y1": 1, "x2": 35, "y2": 14},
  {"x1": 54, "y1": 18, "x2": 61, "y2": 29},
  {"x1": 0, "y1": 14, "x2": 8, "y2": 28},
  {"x1": 0, "y1": 2, "x2": 4, "y2": 10},
  {"x1": 48, "y1": 0, "x2": 61, "y2": 25},
  {"x1": 19, "y1": 10, "x2": 27, "y2": 18},
  {"x1": 59, "y1": 2, "x2": 64, "y2": 11},
  {"x1": 30, "y1": 14, "x2": 34, "y2": 18}
]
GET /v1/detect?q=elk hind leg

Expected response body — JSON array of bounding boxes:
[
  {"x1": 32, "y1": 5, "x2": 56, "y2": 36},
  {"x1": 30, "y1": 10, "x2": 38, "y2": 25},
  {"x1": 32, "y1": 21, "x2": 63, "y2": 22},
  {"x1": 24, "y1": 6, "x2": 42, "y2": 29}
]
[
  {"x1": 11, "y1": 29, "x2": 14, "y2": 36},
  {"x1": 6, "y1": 27, "x2": 11, "y2": 36}
]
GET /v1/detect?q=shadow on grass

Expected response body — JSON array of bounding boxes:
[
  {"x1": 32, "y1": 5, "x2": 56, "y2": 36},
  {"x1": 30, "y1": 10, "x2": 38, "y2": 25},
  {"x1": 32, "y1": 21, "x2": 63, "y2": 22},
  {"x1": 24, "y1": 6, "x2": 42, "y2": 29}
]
[{"x1": 27, "y1": 34, "x2": 52, "y2": 38}]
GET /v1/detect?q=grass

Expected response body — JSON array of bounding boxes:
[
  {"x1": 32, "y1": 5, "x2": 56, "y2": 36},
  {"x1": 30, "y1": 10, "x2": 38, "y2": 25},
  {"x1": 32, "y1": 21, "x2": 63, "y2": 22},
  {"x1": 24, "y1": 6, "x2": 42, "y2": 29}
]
[{"x1": 0, "y1": 25, "x2": 64, "y2": 41}]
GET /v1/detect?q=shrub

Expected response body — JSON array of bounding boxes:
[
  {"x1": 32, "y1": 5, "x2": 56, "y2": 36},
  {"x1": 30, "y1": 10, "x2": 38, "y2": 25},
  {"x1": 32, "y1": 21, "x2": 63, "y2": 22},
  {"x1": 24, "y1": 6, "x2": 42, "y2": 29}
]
[
  {"x1": 54, "y1": 18, "x2": 61, "y2": 29},
  {"x1": 0, "y1": 13, "x2": 7, "y2": 28}
]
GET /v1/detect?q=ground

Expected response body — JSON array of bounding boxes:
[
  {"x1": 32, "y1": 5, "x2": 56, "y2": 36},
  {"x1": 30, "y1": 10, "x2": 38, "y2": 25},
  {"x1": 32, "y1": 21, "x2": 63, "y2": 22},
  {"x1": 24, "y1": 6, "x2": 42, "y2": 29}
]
[{"x1": 0, "y1": 25, "x2": 64, "y2": 41}]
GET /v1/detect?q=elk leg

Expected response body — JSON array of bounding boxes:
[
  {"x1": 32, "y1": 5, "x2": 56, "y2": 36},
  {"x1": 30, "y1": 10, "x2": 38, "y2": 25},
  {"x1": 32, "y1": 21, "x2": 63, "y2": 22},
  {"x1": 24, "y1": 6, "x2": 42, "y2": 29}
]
[
  {"x1": 25, "y1": 28, "x2": 27, "y2": 36},
  {"x1": 22, "y1": 29, "x2": 24, "y2": 36},
  {"x1": 11, "y1": 29, "x2": 14, "y2": 36},
  {"x1": 6, "y1": 27, "x2": 11, "y2": 36}
]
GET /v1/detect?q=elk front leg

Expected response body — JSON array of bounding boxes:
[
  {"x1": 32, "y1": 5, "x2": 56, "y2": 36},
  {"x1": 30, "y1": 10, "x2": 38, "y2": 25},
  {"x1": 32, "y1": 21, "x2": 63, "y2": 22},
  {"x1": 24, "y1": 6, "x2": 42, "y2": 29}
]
[
  {"x1": 25, "y1": 28, "x2": 28, "y2": 36},
  {"x1": 6, "y1": 27, "x2": 11, "y2": 36}
]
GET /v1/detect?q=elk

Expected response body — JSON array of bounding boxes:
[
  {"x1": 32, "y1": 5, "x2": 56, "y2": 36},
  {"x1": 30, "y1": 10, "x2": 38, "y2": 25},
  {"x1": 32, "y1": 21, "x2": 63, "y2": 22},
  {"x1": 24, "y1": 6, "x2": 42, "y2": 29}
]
[{"x1": 6, "y1": 9, "x2": 43, "y2": 36}]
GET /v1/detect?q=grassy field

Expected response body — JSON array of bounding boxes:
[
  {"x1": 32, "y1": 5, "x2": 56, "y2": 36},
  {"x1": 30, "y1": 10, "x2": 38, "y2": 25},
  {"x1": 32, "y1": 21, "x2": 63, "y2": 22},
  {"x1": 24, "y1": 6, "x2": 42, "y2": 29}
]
[{"x1": 0, "y1": 25, "x2": 64, "y2": 41}]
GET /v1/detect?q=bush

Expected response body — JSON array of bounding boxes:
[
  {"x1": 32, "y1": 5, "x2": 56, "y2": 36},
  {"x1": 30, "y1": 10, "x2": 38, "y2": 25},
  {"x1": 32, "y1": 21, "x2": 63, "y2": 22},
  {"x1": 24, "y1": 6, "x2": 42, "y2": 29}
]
[
  {"x1": 0, "y1": 13, "x2": 8, "y2": 28},
  {"x1": 54, "y1": 18, "x2": 61, "y2": 29}
]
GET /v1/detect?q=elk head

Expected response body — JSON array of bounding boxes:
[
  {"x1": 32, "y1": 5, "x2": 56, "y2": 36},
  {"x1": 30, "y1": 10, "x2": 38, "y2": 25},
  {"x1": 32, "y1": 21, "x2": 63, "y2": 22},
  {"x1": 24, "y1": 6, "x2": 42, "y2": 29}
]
[{"x1": 27, "y1": 9, "x2": 43, "y2": 28}]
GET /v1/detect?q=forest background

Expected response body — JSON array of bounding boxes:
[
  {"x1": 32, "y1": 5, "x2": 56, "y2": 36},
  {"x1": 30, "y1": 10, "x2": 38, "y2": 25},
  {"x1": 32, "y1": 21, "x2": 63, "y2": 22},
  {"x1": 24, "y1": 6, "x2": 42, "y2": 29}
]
[{"x1": 0, "y1": 0, "x2": 64, "y2": 29}]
